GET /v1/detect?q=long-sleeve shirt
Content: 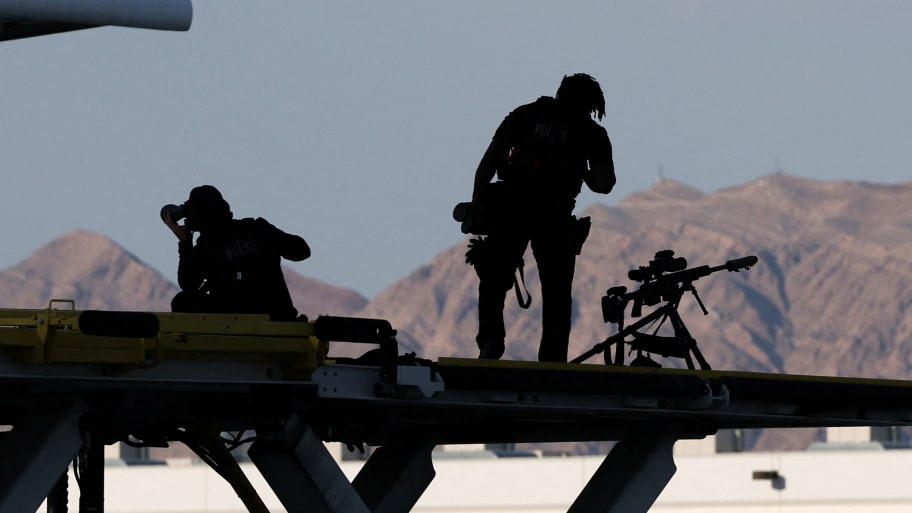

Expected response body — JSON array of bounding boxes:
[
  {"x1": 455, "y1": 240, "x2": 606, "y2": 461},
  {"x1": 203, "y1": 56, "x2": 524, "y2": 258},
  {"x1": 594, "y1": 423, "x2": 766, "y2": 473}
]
[{"x1": 177, "y1": 217, "x2": 310, "y2": 320}]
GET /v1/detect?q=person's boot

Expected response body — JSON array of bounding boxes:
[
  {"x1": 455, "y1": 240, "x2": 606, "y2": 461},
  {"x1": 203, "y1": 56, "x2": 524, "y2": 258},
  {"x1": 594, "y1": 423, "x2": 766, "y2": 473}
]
[{"x1": 477, "y1": 336, "x2": 505, "y2": 360}]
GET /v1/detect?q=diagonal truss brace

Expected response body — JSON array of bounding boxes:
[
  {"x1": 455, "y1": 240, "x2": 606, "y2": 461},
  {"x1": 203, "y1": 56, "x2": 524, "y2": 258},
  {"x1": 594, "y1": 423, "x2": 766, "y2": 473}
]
[
  {"x1": 249, "y1": 414, "x2": 437, "y2": 513},
  {"x1": 0, "y1": 399, "x2": 87, "y2": 513},
  {"x1": 568, "y1": 428, "x2": 687, "y2": 513}
]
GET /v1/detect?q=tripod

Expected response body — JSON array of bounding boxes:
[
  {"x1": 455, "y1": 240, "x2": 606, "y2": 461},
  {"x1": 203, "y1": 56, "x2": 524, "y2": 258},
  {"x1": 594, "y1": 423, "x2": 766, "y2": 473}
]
[{"x1": 571, "y1": 280, "x2": 711, "y2": 370}]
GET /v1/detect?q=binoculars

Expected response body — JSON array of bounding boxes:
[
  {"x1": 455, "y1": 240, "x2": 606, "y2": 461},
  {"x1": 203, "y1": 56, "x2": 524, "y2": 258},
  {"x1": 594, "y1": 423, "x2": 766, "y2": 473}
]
[{"x1": 160, "y1": 203, "x2": 187, "y2": 222}]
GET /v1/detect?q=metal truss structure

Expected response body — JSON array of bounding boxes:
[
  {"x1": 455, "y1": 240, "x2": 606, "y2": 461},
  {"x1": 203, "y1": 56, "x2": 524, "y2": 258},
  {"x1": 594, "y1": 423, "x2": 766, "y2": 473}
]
[{"x1": 1, "y1": 303, "x2": 911, "y2": 513}]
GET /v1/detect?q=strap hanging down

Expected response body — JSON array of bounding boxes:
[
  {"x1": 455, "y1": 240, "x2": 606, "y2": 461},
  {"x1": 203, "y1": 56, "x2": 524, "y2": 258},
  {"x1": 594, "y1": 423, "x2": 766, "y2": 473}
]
[{"x1": 514, "y1": 260, "x2": 532, "y2": 309}]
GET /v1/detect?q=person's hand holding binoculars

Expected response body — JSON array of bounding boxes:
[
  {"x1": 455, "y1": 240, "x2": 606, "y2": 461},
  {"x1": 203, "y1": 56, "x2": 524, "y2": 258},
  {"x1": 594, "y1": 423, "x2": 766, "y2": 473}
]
[{"x1": 163, "y1": 212, "x2": 192, "y2": 242}]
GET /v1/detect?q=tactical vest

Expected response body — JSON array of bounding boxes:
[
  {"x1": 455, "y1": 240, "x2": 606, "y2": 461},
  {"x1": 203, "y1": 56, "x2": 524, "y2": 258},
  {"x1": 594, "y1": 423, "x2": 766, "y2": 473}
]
[{"x1": 496, "y1": 96, "x2": 589, "y2": 204}]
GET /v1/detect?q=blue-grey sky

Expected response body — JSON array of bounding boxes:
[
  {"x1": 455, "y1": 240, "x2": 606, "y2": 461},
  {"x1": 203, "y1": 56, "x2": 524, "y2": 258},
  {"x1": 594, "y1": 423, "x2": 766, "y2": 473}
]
[{"x1": 2, "y1": 1, "x2": 910, "y2": 298}]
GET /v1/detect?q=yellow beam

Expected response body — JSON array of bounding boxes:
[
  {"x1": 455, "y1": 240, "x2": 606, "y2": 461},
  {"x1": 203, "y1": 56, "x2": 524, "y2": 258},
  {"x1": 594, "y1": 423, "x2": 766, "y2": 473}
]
[{"x1": 0, "y1": 305, "x2": 327, "y2": 378}]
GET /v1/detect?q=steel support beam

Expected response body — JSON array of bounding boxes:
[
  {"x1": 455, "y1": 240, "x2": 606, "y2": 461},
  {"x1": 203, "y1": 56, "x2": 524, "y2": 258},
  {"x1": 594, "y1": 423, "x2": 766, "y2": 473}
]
[
  {"x1": 46, "y1": 470, "x2": 68, "y2": 513},
  {"x1": 249, "y1": 415, "x2": 370, "y2": 513},
  {"x1": 352, "y1": 436, "x2": 437, "y2": 513},
  {"x1": 568, "y1": 428, "x2": 680, "y2": 513},
  {"x1": 0, "y1": 400, "x2": 86, "y2": 513},
  {"x1": 179, "y1": 427, "x2": 269, "y2": 513},
  {"x1": 77, "y1": 422, "x2": 105, "y2": 513}
]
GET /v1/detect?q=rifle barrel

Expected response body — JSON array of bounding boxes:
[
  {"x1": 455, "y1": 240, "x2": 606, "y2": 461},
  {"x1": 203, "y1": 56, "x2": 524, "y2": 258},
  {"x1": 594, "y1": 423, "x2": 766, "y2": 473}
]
[{"x1": 725, "y1": 255, "x2": 758, "y2": 271}]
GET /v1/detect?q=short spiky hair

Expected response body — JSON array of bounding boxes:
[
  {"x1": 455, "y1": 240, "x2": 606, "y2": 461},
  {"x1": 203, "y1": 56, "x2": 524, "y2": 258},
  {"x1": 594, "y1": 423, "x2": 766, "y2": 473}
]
[{"x1": 556, "y1": 73, "x2": 606, "y2": 120}]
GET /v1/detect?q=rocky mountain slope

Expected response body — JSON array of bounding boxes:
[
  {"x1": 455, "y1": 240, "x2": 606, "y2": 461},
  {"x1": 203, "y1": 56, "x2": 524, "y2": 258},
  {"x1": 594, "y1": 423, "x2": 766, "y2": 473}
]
[{"x1": 4, "y1": 175, "x2": 912, "y2": 452}]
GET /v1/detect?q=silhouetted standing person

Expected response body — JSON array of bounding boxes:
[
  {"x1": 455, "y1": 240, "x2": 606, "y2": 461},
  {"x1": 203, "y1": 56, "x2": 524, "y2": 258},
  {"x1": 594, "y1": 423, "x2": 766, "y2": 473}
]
[
  {"x1": 162, "y1": 185, "x2": 311, "y2": 321},
  {"x1": 471, "y1": 73, "x2": 615, "y2": 362}
]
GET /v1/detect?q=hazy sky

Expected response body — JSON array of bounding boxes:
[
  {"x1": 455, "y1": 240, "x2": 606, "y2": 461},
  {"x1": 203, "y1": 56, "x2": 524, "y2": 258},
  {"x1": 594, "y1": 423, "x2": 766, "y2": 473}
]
[{"x1": 2, "y1": 1, "x2": 910, "y2": 298}]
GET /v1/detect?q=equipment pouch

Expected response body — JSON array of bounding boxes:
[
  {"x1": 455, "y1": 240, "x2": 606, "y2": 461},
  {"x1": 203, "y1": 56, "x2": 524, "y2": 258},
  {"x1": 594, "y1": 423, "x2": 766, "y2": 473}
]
[
  {"x1": 452, "y1": 181, "x2": 514, "y2": 235},
  {"x1": 570, "y1": 216, "x2": 591, "y2": 255}
]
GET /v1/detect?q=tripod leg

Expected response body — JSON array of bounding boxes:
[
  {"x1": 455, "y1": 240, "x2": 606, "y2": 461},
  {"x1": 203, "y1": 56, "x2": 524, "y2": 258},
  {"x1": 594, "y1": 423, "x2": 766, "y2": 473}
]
[
  {"x1": 573, "y1": 308, "x2": 664, "y2": 367},
  {"x1": 668, "y1": 310, "x2": 710, "y2": 371},
  {"x1": 689, "y1": 338, "x2": 711, "y2": 371},
  {"x1": 612, "y1": 319, "x2": 628, "y2": 366},
  {"x1": 679, "y1": 347, "x2": 696, "y2": 370}
]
